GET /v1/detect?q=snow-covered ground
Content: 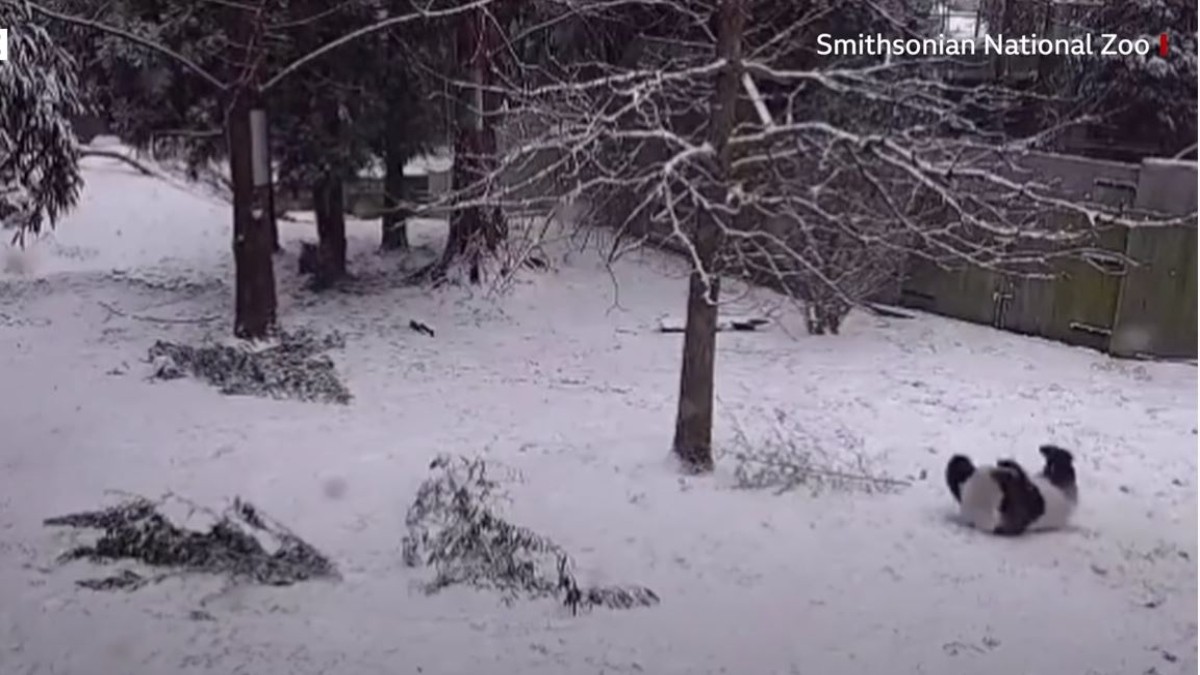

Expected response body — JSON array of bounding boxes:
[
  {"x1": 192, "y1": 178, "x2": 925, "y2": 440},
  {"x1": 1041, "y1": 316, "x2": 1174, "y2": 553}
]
[{"x1": 0, "y1": 154, "x2": 1195, "y2": 674}]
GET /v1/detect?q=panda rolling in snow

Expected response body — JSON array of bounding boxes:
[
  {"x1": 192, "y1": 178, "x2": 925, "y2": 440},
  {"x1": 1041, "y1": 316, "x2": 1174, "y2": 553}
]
[{"x1": 946, "y1": 445, "x2": 1078, "y2": 536}]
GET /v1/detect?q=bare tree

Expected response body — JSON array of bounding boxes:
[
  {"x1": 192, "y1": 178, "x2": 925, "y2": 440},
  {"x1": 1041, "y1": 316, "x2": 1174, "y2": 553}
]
[
  {"x1": 460, "y1": 0, "x2": 1192, "y2": 472},
  {"x1": 671, "y1": 0, "x2": 745, "y2": 472}
]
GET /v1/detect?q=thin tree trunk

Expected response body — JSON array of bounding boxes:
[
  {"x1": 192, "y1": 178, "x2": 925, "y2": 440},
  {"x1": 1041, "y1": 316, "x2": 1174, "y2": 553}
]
[
  {"x1": 671, "y1": 0, "x2": 746, "y2": 473},
  {"x1": 381, "y1": 126, "x2": 411, "y2": 250},
  {"x1": 311, "y1": 174, "x2": 347, "y2": 290},
  {"x1": 380, "y1": 26, "x2": 410, "y2": 251},
  {"x1": 311, "y1": 82, "x2": 348, "y2": 288}
]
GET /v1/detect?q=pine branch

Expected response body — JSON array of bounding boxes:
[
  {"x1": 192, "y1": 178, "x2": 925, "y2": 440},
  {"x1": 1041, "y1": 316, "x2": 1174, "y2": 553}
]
[{"x1": 22, "y1": 2, "x2": 228, "y2": 90}]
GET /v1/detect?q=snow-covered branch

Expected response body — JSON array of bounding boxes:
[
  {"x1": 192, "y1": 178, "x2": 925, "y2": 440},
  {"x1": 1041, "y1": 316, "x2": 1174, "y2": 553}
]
[
  {"x1": 416, "y1": 0, "x2": 1192, "y2": 332},
  {"x1": 0, "y1": 4, "x2": 84, "y2": 241}
]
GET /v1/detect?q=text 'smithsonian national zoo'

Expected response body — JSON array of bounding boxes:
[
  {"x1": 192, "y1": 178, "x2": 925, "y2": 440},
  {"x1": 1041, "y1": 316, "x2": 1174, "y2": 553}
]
[{"x1": 816, "y1": 32, "x2": 1162, "y2": 58}]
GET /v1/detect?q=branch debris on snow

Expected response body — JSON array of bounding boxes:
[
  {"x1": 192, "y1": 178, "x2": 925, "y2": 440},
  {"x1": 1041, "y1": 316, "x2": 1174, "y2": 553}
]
[
  {"x1": 44, "y1": 495, "x2": 338, "y2": 591},
  {"x1": 402, "y1": 455, "x2": 660, "y2": 614},
  {"x1": 147, "y1": 329, "x2": 352, "y2": 404},
  {"x1": 727, "y1": 409, "x2": 910, "y2": 495}
]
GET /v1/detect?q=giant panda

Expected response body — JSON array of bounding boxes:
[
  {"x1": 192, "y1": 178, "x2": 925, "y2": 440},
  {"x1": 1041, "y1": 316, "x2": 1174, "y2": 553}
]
[{"x1": 945, "y1": 445, "x2": 1078, "y2": 536}]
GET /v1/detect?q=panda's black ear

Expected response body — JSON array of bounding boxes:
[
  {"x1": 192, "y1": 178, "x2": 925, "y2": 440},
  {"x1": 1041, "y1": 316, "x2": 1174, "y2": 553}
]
[{"x1": 1039, "y1": 445, "x2": 1074, "y2": 465}]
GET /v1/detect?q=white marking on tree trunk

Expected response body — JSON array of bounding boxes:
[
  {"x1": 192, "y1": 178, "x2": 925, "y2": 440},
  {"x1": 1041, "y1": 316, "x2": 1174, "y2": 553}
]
[{"x1": 250, "y1": 109, "x2": 270, "y2": 187}]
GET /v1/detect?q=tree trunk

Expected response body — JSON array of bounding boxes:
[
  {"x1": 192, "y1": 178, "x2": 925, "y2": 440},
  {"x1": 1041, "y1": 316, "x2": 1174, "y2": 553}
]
[
  {"x1": 311, "y1": 174, "x2": 347, "y2": 290},
  {"x1": 380, "y1": 26, "x2": 410, "y2": 252},
  {"x1": 310, "y1": 82, "x2": 348, "y2": 288},
  {"x1": 670, "y1": 0, "x2": 746, "y2": 473},
  {"x1": 434, "y1": 6, "x2": 507, "y2": 283},
  {"x1": 225, "y1": 4, "x2": 276, "y2": 339},
  {"x1": 228, "y1": 92, "x2": 278, "y2": 339},
  {"x1": 381, "y1": 125, "x2": 411, "y2": 251},
  {"x1": 805, "y1": 302, "x2": 844, "y2": 335}
]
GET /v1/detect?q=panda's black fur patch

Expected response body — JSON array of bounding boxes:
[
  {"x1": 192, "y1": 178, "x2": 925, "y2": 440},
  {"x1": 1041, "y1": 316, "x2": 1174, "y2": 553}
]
[
  {"x1": 945, "y1": 445, "x2": 1079, "y2": 536},
  {"x1": 991, "y1": 460, "x2": 1045, "y2": 536}
]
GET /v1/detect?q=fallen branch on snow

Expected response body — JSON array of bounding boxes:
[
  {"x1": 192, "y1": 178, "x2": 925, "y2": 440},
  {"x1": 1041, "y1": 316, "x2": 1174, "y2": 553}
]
[
  {"x1": 402, "y1": 454, "x2": 660, "y2": 615},
  {"x1": 863, "y1": 303, "x2": 915, "y2": 320},
  {"x1": 146, "y1": 329, "x2": 352, "y2": 404},
  {"x1": 725, "y1": 408, "x2": 910, "y2": 495},
  {"x1": 99, "y1": 300, "x2": 220, "y2": 325},
  {"x1": 658, "y1": 316, "x2": 770, "y2": 333},
  {"x1": 44, "y1": 494, "x2": 338, "y2": 591},
  {"x1": 80, "y1": 149, "x2": 157, "y2": 176}
]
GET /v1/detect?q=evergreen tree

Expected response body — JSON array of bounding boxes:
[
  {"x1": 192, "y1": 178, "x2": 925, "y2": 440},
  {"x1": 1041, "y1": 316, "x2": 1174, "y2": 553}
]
[
  {"x1": 374, "y1": 1, "x2": 451, "y2": 251},
  {"x1": 47, "y1": 0, "x2": 230, "y2": 174},
  {"x1": 1048, "y1": 0, "x2": 1197, "y2": 159},
  {"x1": 268, "y1": 0, "x2": 383, "y2": 288}
]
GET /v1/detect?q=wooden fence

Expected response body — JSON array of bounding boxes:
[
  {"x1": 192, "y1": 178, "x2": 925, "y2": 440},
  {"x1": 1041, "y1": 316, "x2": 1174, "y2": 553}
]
[{"x1": 900, "y1": 155, "x2": 1197, "y2": 359}]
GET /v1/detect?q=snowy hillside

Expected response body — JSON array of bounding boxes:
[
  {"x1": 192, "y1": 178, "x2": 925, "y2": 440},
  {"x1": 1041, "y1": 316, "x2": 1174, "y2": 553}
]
[{"x1": 0, "y1": 153, "x2": 1195, "y2": 675}]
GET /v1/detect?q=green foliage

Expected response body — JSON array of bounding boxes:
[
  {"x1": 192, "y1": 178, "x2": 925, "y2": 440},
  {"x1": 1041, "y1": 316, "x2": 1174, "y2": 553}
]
[
  {"x1": 0, "y1": 3, "x2": 84, "y2": 240},
  {"x1": 46, "y1": 0, "x2": 230, "y2": 170},
  {"x1": 268, "y1": 0, "x2": 383, "y2": 188},
  {"x1": 368, "y1": 2, "x2": 454, "y2": 173},
  {"x1": 44, "y1": 0, "x2": 452, "y2": 187}
]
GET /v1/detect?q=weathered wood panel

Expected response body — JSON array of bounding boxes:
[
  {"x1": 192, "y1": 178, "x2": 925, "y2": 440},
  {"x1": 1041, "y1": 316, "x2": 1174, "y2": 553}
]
[
  {"x1": 999, "y1": 273, "x2": 1055, "y2": 337},
  {"x1": 900, "y1": 260, "x2": 1002, "y2": 327},
  {"x1": 900, "y1": 153, "x2": 1196, "y2": 359},
  {"x1": 1110, "y1": 225, "x2": 1197, "y2": 358},
  {"x1": 1042, "y1": 225, "x2": 1127, "y2": 351}
]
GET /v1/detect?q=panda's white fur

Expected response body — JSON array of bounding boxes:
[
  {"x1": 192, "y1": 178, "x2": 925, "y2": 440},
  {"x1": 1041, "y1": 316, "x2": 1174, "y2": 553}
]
[
  {"x1": 957, "y1": 466, "x2": 1076, "y2": 533},
  {"x1": 947, "y1": 445, "x2": 1078, "y2": 536}
]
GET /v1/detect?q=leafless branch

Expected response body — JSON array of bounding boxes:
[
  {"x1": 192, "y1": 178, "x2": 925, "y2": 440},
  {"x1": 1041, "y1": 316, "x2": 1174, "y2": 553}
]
[
  {"x1": 98, "y1": 301, "x2": 221, "y2": 324},
  {"x1": 425, "y1": 0, "x2": 1192, "y2": 336},
  {"x1": 80, "y1": 149, "x2": 157, "y2": 176}
]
